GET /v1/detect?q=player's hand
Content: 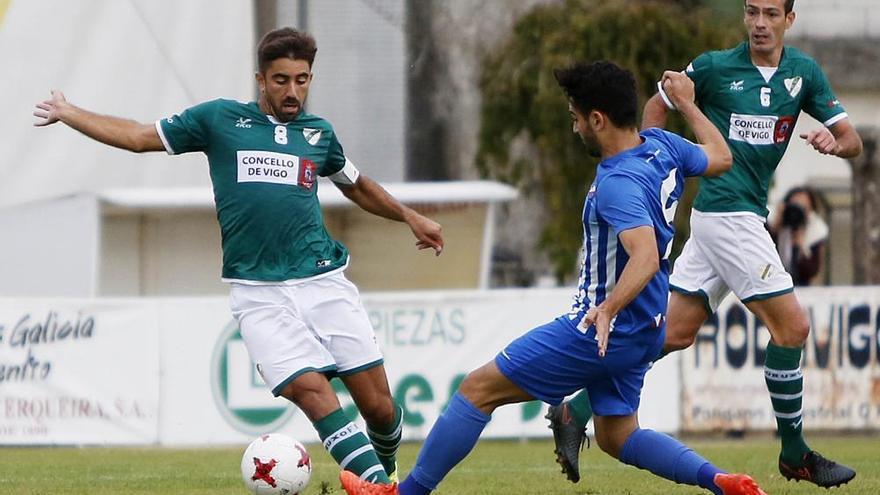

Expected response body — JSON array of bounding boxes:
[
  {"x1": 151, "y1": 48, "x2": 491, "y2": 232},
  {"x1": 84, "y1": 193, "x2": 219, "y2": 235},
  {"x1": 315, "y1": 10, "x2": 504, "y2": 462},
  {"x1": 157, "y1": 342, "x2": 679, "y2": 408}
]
[
  {"x1": 581, "y1": 306, "x2": 614, "y2": 358},
  {"x1": 406, "y1": 212, "x2": 444, "y2": 256},
  {"x1": 33, "y1": 90, "x2": 68, "y2": 127},
  {"x1": 800, "y1": 128, "x2": 839, "y2": 155},
  {"x1": 661, "y1": 71, "x2": 695, "y2": 110}
]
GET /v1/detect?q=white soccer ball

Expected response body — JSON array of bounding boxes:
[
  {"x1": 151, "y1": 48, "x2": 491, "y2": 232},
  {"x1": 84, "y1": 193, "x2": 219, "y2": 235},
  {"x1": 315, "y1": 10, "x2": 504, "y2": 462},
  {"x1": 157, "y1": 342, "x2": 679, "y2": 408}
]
[{"x1": 241, "y1": 433, "x2": 312, "y2": 494}]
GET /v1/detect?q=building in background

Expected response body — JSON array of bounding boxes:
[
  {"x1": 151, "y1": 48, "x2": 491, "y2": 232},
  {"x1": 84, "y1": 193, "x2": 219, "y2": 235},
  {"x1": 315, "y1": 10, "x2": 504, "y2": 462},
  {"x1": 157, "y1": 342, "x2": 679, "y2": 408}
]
[
  {"x1": 0, "y1": 0, "x2": 515, "y2": 296},
  {"x1": 781, "y1": 0, "x2": 880, "y2": 285}
]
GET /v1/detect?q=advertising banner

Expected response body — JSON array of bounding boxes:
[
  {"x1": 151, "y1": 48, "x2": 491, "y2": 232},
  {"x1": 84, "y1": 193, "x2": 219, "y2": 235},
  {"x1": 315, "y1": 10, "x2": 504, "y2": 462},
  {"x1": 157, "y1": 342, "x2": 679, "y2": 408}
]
[
  {"x1": 161, "y1": 289, "x2": 680, "y2": 446},
  {"x1": 0, "y1": 299, "x2": 159, "y2": 444},
  {"x1": 0, "y1": 288, "x2": 684, "y2": 446},
  {"x1": 681, "y1": 287, "x2": 880, "y2": 431}
]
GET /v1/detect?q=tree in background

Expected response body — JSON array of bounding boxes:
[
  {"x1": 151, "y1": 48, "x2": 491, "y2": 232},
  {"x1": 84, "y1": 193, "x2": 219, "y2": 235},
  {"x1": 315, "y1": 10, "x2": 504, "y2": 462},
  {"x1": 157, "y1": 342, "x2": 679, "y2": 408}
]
[{"x1": 477, "y1": 0, "x2": 740, "y2": 280}]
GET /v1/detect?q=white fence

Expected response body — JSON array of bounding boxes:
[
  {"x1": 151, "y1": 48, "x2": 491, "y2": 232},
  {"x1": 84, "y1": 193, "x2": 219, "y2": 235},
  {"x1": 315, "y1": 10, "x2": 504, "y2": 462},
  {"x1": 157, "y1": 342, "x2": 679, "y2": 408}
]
[{"x1": 0, "y1": 287, "x2": 876, "y2": 446}]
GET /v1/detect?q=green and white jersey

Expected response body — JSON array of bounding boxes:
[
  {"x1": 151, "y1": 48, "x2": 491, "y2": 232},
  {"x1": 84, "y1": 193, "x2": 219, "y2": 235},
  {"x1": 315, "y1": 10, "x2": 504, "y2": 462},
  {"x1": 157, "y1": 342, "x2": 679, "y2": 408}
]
[
  {"x1": 156, "y1": 99, "x2": 357, "y2": 283},
  {"x1": 685, "y1": 42, "x2": 847, "y2": 216}
]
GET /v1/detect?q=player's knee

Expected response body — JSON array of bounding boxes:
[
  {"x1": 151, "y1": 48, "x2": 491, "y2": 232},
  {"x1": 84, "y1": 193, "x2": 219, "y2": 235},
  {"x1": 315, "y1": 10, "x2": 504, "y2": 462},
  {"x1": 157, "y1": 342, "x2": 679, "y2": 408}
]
[
  {"x1": 665, "y1": 330, "x2": 696, "y2": 352},
  {"x1": 458, "y1": 372, "x2": 490, "y2": 406},
  {"x1": 280, "y1": 383, "x2": 336, "y2": 420},
  {"x1": 358, "y1": 396, "x2": 396, "y2": 426},
  {"x1": 777, "y1": 318, "x2": 810, "y2": 347}
]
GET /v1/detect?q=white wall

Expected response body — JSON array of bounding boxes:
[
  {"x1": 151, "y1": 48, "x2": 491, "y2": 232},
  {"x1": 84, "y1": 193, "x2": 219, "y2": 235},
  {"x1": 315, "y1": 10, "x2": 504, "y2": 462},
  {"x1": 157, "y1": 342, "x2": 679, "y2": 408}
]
[
  {"x1": 0, "y1": 196, "x2": 99, "y2": 297},
  {"x1": 789, "y1": 0, "x2": 880, "y2": 38},
  {"x1": 0, "y1": 0, "x2": 253, "y2": 209},
  {"x1": 280, "y1": 0, "x2": 407, "y2": 182}
]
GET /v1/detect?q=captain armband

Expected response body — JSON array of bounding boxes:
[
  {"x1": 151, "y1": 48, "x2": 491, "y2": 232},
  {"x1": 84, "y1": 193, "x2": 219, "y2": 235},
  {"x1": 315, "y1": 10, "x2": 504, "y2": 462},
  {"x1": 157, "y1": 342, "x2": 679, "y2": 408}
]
[{"x1": 328, "y1": 157, "x2": 360, "y2": 185}]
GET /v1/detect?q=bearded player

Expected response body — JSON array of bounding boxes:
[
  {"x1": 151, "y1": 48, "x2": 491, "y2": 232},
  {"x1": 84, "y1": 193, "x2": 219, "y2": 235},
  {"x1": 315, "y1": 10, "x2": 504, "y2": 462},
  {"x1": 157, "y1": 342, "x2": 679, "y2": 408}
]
[{"x1": 34, "y1": 28, "x2": 444, "y2": 486}]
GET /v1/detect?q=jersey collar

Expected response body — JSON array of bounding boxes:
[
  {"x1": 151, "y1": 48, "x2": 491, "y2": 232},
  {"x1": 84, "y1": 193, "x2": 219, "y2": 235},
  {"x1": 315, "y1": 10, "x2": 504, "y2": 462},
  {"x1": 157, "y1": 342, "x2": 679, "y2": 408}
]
[{"x1": 740, "y1": 40, "x2": 789, "y2": 69}]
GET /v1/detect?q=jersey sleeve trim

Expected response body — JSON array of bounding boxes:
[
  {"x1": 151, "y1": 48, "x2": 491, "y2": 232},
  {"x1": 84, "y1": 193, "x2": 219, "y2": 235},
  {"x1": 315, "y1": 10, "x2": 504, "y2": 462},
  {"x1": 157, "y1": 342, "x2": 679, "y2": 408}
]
[
  {"x1": 824, "y1": 112, "x2": 848, "y2": 128},
  {"x1": 328, "y1": 157, "x2": 360, "y2": 185},
  {"x1": 613, "y1": 221, "x2": 654, "y2": 236},
  {"x1": 154, "y1": 120, "x2": 175, "y2": 155},
  {"x1": 656, "y1": 81, "x2": 676, "y2": 110}
]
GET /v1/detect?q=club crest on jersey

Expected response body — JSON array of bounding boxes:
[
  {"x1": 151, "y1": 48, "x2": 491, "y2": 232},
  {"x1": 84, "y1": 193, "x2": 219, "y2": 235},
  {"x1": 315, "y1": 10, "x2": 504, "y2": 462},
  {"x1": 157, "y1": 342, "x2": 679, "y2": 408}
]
[
  {"x1": 299, "y1": 159, "x2": 317, "y2": 190},
  {"x1": 774, "y1": 116, "x2": 796, "y2": 144},
  {"x1": 302, "y1": 128, "x2": 322, "y2": 146},
  {"x1": 783, "y1": 76, "x2": 803, "y2": 98}
]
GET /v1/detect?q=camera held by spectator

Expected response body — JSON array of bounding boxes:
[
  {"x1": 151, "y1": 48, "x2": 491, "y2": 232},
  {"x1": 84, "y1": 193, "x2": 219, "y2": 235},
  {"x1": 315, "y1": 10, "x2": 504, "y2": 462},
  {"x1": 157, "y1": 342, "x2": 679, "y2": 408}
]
[{"x1": 769, "y1": 186, "x2": 828, "y2": 286}]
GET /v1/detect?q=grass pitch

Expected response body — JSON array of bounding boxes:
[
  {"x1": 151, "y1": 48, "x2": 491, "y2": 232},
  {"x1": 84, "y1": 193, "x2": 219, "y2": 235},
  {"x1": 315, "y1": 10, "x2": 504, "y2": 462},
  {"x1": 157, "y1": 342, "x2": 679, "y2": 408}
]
[{"x1": 1, "y1": 436, "x2": 878, "y2": 494}]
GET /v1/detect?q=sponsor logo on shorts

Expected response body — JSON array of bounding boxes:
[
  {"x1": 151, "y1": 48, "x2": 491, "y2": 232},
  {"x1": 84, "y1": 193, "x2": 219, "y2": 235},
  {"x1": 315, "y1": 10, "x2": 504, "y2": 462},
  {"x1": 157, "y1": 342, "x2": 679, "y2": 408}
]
[{"x1": 210, "y1": 320, "x2": 296, "y2": 434}]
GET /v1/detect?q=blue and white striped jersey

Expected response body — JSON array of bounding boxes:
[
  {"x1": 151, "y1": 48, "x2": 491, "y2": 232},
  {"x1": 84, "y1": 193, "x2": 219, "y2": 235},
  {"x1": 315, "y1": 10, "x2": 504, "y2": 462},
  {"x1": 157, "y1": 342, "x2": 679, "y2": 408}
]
[{"x1": 568, "y1": 128, "x2": 708, "y2": 335}]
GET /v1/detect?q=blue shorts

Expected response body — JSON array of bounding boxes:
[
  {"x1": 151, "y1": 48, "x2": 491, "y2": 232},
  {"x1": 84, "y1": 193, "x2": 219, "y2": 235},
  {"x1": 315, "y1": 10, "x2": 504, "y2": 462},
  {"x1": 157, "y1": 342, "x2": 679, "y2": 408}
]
[{"x1": 495, "y1": 316, "x2": 664, "y2": 417}]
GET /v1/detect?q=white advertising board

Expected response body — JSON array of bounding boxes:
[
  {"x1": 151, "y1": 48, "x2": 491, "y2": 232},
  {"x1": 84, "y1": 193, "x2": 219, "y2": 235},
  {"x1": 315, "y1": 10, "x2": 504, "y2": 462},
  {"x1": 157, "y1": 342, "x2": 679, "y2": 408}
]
[
  {"x1": 0, "y1": 288, "x2": 685, "y2": 446},
  {"x1": 158, "y1": 289, "x2": 680, "y2": 446},
  {"x1": 681, "y1": 287, "x2": 880, "y2": 431},
  {"x1": 0, "y1": 299, "x2": 159, "y2": 444}
]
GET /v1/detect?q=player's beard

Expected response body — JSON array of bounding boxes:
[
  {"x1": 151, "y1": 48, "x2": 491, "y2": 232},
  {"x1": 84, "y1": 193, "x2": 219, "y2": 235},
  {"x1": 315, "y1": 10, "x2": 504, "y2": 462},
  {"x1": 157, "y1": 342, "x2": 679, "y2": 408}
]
[
  {"x1": 269, "y1": 97, "x2": 301, "y2": 122},
  {"x1": 581, "y1": 132, "x2": 601, "y2": 158}
]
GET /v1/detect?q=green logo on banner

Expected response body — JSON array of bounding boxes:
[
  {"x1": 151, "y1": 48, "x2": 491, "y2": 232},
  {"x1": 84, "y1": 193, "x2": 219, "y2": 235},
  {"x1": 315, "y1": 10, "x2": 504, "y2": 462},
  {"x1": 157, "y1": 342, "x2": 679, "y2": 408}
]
[{"x1": 210, "y1": 320, "x2": 295, "y2": 434}]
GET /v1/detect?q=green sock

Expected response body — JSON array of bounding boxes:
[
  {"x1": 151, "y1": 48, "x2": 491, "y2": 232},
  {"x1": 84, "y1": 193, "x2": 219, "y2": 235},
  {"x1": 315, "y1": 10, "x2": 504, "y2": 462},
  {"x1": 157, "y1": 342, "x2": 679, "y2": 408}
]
[
  {"x1": 765, "y1": 342, "x2": 811, "y2": 465},
  {"x1": 567, "y1": 389, "x2": 593, "y2": 427},
  {"x1": 366, "y1": 403, "x2": 403, "y2": 477},
  {"x1": 314, "y1": 408, "x2": 390, "y2": 483}
]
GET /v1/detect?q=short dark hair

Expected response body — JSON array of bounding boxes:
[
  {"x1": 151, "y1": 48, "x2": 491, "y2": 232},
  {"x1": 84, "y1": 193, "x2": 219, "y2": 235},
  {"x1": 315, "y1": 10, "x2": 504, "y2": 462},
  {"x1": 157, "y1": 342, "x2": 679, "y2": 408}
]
[
  {"x1": 554, "y1": 61, "x2": 638, "y2": 129},
  {"x1": 744, "y1": 0, "x2": 795, "y2": 14},
  {"x1": 257, "y1": 27, "x2": 317, "y2": 73}
]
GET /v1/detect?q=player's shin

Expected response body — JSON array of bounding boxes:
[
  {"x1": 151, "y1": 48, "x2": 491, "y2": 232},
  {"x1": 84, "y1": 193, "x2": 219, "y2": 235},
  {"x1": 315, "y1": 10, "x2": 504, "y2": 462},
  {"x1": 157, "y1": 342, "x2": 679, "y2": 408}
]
[
  {"x1": 619, "y1": 428, "x2": 725, "y2": 495},
  {"x1": 401, "y1": 393, "x2": 491, "y2": 495},
  {"x1": 367, "y1": 403, "x2": 403, "y2": 479},
  {"x1": 764, "y1": 342, "x2": 810, "y2": 464},
  {"x1": 315, "y1": 408, "x2": 391, "y2": 484}
]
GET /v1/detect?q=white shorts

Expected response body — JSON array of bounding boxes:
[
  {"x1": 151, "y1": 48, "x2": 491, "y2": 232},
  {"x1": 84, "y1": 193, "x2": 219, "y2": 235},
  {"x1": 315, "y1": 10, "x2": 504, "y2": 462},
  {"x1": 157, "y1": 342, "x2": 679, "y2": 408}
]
[
  {"x1": 229, "y1": 272, "x2": 383, "y2": 396},
  {"x1": 670, "y1": 210, "x2": 793, "y2": 313}
]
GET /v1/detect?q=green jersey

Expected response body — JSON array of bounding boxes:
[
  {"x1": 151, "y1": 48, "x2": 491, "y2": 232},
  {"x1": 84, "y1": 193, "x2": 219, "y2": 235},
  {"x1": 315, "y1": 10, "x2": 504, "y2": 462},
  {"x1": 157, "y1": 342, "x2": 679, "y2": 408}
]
[
  {"x1": 157, "y1": 99, "x2": 352, "y2": 282},
  {"x1": 687, "y1": 42, "x2": 847, "y2": 216}
]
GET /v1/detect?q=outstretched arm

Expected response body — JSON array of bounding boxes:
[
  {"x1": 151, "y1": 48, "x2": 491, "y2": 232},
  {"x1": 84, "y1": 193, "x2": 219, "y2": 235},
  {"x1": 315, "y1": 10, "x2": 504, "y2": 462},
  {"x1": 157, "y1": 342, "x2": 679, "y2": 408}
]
[
  {"x1": 337, "y1": 175, "x2": 444, "y2": 255},
  {"x1": 33, "y1": 90, "x2": 165, "y2": 153}
]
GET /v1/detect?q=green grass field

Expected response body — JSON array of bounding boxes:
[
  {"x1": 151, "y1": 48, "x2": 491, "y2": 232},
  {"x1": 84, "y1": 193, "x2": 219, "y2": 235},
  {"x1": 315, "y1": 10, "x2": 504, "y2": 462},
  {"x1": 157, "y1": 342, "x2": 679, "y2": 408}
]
[{"x1": 2, "y1": 436, "x2": 878, "y2": 494}]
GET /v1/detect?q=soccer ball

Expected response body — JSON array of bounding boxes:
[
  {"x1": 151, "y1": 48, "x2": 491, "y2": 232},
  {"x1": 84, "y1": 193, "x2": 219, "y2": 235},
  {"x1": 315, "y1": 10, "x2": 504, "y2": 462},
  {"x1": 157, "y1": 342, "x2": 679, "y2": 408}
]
[{"x1": 241, "y1": 433, "x2": 312, "y2": 494}]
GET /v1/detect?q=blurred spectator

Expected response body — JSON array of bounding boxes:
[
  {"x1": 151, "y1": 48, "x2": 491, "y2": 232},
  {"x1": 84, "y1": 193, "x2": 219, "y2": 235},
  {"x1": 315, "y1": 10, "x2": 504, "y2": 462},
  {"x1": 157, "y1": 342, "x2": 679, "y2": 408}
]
[{"x1": 768, "y1": 186, "x2": 829, "y2": 286}]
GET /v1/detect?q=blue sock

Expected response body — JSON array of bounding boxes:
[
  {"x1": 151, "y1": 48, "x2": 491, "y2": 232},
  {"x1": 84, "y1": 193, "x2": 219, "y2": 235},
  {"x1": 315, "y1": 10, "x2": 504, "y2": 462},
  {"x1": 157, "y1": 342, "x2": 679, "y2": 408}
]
[
  {"x1": 399, "y1": 393, "x2": 491, "y2": 495},
  {"x1": 619, "y1": 428, "x2": 725, "y2": 495}
]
